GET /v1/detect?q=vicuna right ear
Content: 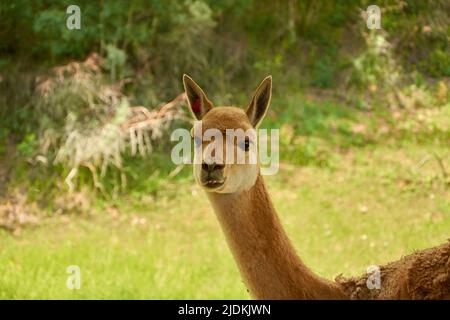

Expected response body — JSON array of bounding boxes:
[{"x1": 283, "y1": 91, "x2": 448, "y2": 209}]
[
  {"x1": 183, "y1": 74, "x2": 213, "y2": 120},
  {"x1": 246, "y1": 76, "x2": 272, "y2": 128}
]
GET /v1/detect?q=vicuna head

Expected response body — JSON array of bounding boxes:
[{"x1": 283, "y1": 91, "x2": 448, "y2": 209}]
[{"x1": 183, "y1": 74, "x2": 272, "y2": 194}]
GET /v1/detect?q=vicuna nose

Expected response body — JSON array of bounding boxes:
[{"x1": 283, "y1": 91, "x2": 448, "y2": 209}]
[{"x1": 202, "y1": 162, "x2": 224, "y2": 172}]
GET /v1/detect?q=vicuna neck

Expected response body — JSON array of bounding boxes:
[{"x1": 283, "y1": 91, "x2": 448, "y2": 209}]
[{"x1": 207, "y1": 174, "x2": 347, "y2": 299}]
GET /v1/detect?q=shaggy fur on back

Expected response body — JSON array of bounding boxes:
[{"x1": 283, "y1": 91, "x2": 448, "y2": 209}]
[{"x1": 337, "y1": 240, "x2": 450, "y2": 299}]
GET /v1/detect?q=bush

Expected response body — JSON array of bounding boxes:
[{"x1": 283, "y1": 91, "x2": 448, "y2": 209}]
[{"x1": 30, "y1": 53, "x2": 186, "y2": 192}]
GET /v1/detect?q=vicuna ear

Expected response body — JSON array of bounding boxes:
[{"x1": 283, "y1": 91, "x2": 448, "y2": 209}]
[
  {"x1": 246, "y1": 76, "x2": 272, "y2": 128},
  {"x1": 183, "y1": 74, "x2": 213, "y2": 120}
]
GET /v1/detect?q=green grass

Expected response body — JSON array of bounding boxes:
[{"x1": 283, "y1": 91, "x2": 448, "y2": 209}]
[{"x1": 0, "y1": 98, "x2": 448, "y2": 299}]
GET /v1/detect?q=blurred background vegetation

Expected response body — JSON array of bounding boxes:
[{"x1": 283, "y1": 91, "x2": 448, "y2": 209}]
[{"x1": 0, "y1": 0, "x2": 449, "y2": 299}]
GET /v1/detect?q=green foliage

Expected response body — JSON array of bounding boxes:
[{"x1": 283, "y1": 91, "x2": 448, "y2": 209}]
[
  {"x1": 0, "y1": 129, "x2": 8, "y2": 156},
  {"x1": 17, "y1": 134, "x2": 38, "y2": 157},
  {"x1": 425, "y1": 48, "x2": 450, "y2": 77},
  {"x1": 378, "y1": 0, "x2": 449, "y2": 78},
  {"x1": 0, "y1": 0, "x2": 448, "y2": 198},
  {"x1": 1, "y1": 0, "x2": 448, "y2": 103},
  {"x1": 348, "y1": 30, "x2": 401, "y2": 96},
  {"x1": 105, "y1": 45, "x2": 128, "y2": 82},
  {"x1": 311, "y1": 56, "x2": 336, "y2": 89}
]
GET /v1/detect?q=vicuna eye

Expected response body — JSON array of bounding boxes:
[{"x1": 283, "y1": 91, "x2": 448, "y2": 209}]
[{"x1": 238, "y1": 139, "x2": 251, "y2": 151}]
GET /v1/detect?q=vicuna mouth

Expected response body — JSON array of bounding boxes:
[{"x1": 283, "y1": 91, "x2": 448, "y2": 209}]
[{"x1": 203, "y1": 179, "x2": 225, "y2": 190}]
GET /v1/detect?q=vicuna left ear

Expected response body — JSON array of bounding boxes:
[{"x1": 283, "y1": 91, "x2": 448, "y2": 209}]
[
  {"x1": 246, "y1": 76, "x2": 272, "y2": 128},
  {"x1": 183, "y1": 74, "x2": 213, "y2": 120}
]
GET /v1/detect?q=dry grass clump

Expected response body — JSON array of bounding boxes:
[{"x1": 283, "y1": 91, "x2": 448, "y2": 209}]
[{"x1": 33, "y1": 53, "x2": 187, "y2": 192}]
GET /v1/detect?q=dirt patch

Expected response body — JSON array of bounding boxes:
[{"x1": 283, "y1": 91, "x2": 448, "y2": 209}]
[{"x1": 0, "y1": 193, "x2": 40, "y2": 235}]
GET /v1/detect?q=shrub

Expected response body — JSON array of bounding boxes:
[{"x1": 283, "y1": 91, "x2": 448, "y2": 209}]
[{"x1": 31, "y1": 53, "x2": 186, "y2": 192}]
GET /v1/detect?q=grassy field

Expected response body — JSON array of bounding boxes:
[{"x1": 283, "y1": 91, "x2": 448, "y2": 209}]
[{"x1": 0, "y1": 99, "x2": 449, "y2": 299}]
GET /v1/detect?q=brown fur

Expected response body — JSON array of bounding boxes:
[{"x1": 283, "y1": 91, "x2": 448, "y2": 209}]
[
  {"x1": 202, "y1": 107, "x2": 253, "y2": 132},
  {"x1": 337, "y1": 240, "x2": 450, "y2": 299}
]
